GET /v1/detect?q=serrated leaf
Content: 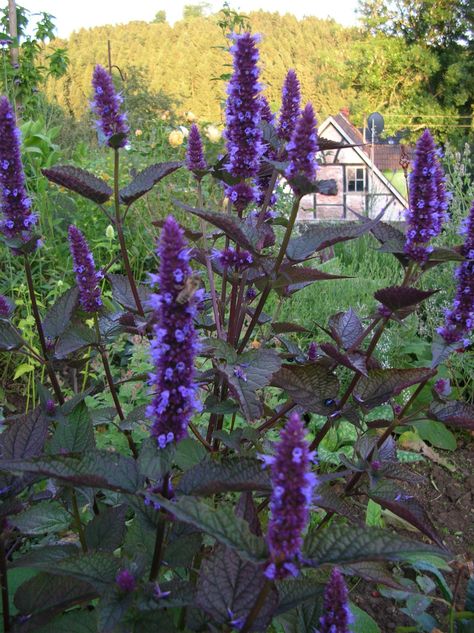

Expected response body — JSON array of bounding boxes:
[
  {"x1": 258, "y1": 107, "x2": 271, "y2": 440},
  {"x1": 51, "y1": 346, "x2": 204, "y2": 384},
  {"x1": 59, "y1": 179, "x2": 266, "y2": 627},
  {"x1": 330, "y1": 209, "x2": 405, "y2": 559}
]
[
  {"x1": 374, "y1": 286, "x2": 437, "y2": 312},
  {"x1": 177, "y1": 457, "x2": 271, "y2": 496},
  {"x1": 50, "y1": 401, "x2": 95, "y2": 454},
  {"x1": 271, "y1": 322, "x2": 309, "y2": 334},
  {"x1": 342, "y1": 561, "x2": 405, "y2": 589},
  {"x1": 371, "y1": 222, "x2": 408, "y2": 267},
  {"x1": 287, "y1": 218, "x2": 380, "y2": 261},
  {"x1": 98, "y1": 589, "x2": 134, "y2": 633},
  {"x1": 304, "y1": 525, "x2": 447, "y2": 566},
  {"x1": 175, "y1": 200, "x2": 257, "y2": 253},
  {"x1": 428, "y1": 400, "x2": 474, "y2": 430},
  {"x1": 328, "y1": 308, "x2": 363, "y2": 350},
  {"x1": 269, "y1": 263, "x2": 348, "y2": 292},
  {"x1": 196, "y1": 545, "x2": 277, "y2": 631},
  {"x1": 317, "y1": 483, "x2": 357, "y2": 521},
  {"x1": 85, "y1": 505, "x2": 127, "y2": 552},
  {"x1": 271, "y1": 363, "x2": 339, "y2": 415},
  {"x1": 12, "y1": 501, "x2": 70, "y2": 535},
  {"x1": 174, "y1": 438, "x2": 207, "y2": 470},
  {"x1": 276, "y1": 579, "x2": 324, "y2": 615},
  {"x1": 0, "y1": 320, "x2": 23, "y2": 351},
  {"x1": 164, "y1": 524, "x2": 202, "y2": 568},
  {"x1": 11, "y1": 544, "x2": 79, "y2": 569},
  {"x1": 119, "y1": 161, "x2": 181, "y2": 204},
  {"x1": 222, "y1": 349, "x2": 282, "y2": 421},
  {"x1": 55, "y1": 322, "x2": 97, "y2": 358},
  {"x1": 431, "y1": 335, "x2": 460, "y2": 368},
  {"x1": 42, "y1": 287, "x2": 79, "y2": 339},
  {"x1": 138, "y1": 438, "x2": 175, "y2": 480},
  {"x1": 14, "y1": 572, "x2": 96, "y2": 617},
  {"x1": 354, "y1": 368, "x2": 436, "y2": 409},
  {"x1": 34, "y1": 609, "x2": 98, "y2": 633},
  {"x1": 0, "y1": 450, "x2": 142, "y2": 493},
  {"x1": 0, "y1": 407, "x2": 49, "y2": 459},
  {"x1": 48, "y1": 552, "x2": 121, "y2": 592},
  {"x1": 320, "y1": 343, "x2": 368, "y2": 376},
  {"x1": 155, "y1": 495, "x2": 268, "y2": 562},
  {"x1": 277, "y1": 599, "x2": 322, "y2": 633},
  {"x1": 42, "y1": 165, "x2": 113, "y2": 203},
  {"x1": 107, "y1": 273, "x2": 150, "y2": 313}
]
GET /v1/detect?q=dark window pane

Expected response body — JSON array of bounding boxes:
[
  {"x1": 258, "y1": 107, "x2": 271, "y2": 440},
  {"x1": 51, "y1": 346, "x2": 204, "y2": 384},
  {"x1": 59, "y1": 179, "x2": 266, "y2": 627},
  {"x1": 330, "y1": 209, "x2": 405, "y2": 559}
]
[
  {"x1": 356, "y1": 180, "x2": 364, "y2": 192},
  {"x1": 356, "y1": 168, "x2": 364, "y2": 179},
  {"x1": 348, "y1": 180, "x2": 355, "y2": 191}
]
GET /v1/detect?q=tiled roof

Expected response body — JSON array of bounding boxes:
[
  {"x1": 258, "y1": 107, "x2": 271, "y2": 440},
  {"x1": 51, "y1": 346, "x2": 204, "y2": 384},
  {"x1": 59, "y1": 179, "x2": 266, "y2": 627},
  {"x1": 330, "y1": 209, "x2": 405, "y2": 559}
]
[
  {"x1": 333, "y1": 113, "x2": 364, "y2": 144},
  {"x1": 364, "y1": 144, "x2": 413, "y2": 171}
]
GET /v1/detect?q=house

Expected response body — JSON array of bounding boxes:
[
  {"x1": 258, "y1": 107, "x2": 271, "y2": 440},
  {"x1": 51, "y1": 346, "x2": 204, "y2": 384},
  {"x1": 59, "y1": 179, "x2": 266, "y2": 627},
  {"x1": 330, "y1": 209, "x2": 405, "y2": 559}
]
[{"x1": 298, "y1": 112, "x2": 409, "y2": 222}]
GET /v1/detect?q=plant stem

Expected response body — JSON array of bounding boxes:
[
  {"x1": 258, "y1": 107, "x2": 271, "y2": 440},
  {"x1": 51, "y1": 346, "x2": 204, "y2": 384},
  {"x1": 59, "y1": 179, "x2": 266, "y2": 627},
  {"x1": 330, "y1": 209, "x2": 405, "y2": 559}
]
[
  {"x1": 241, "y1": 580, "x2": 272, "y2": 633},
  {"x1": 149, "y1": 473, "x2": 171, "y2": 581},
  {"x1": 0, "y1": 536, "x2": 10, "y2": 632},
  {"x1": 23, "y1": 254, "x2": 64, "y2": 404},
  {"x1": 71, "y1": 489, "x2": 87, "y2": 553},
  {"x1": 94, "y1": 314, "x2": 138, "y2": 458},
  {"x1": 113, "y1": 149, "x2": 145, "y2": 317}
]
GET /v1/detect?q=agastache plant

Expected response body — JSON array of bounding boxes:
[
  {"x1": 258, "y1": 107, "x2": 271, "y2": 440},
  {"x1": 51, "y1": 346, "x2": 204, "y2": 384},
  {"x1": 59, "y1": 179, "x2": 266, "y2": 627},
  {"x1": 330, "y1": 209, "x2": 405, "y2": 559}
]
[{"x1": 1, "y1": 31, "x2": 473, "y2": 633}]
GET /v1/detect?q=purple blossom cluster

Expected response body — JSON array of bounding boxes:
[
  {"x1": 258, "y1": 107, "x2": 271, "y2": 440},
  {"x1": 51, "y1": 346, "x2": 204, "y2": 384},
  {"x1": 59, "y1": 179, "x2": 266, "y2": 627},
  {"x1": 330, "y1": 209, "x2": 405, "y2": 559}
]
[
  {"x1": 0, "y1": 96, "x2": 37, "y2": 242},
  {"x1": 285, "y1": 103, "x2": 319, "y2": 185},
  {"x1": 438, "y1": 200, "x2": 474, "y2": 344},
  {"x1": 224, "y1": 33, "x2": 265, "y2": 210},
  {"x1": 259, "y1": 95, "x2": 274, "y2": 124},
  {"x1": 212, "y1": 246, "x2": 253, "y2": 271},
  {"x1": 278, "y1": 69, "x2": 301, "y2": 142},
  {"x1": 116, "y1": 569, "x2": 136, "y2": 593},
  {"x1": 186, "y1": 123, "x2": 207, "y2": 173},
  {"x1": 147, "y1": 216, "x2": 203, "y2": 448},
  {"x1": 316, "y1": 567, "x2": 353, "y2": 633},
  {"x1": 404, "y1": 129, "x2": 450, "y2": 263},
  {"x1": 68, "y1": 225, "x2": 103, "y2": 313},
  {"x1": 261, "y1": 412, "x2": 317, "y2": 580},
  {"x1": 91, "y1": 65, "x2": 129, "y2": 148}
]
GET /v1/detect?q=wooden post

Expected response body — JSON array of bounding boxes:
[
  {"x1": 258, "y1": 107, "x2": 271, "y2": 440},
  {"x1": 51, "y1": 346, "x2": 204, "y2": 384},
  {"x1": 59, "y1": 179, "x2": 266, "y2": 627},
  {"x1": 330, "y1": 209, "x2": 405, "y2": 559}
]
[{"x1": 8, "y1": 0, "x2": 18, "y2": 68}]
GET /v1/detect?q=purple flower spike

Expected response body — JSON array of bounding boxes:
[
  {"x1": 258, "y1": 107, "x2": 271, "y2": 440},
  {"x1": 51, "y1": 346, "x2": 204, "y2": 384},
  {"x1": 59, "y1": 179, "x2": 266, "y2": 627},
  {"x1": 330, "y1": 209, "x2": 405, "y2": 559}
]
[
  {"x1": 0, "y1": 294, "x2": 12, "y2": 318},
  {"x1": 404, "y1": 129, "x2": 450, "y2": 264},
  {"x1": 91, "y1": 65, "x2": 129, "y2": 148},
  {"x1": 224, "y1": 32, "x2": 265, "y2": 210},
  {"x1": 147, "y1": 216, "x2": 202, "y2": 448},
  {"x1": 263, "y1": 412, "x2": 317, "y2": 580},
  {"x1": 116, "y1": 569, "x2": 136, "y2": 593},
  {"x1": 212, "y1": 246, "x2": 253, "y2": 271},
  {"x1": 259, "y1": 95, "x2": 275, "y2": 124},
  {"x1": 68, "y1": 225, "x2": 103, "y2": 313},
  {"x1": 316, "y1": 568, "x2": 353, "y2": 633},
  {"x1": 186, "y1": 123, "x2": 207, "y2": 173},
  {"x1": 0, "y1": 97, "x2": 37, "y2": 242},
  {"x1": 278, "y1": 69, "x2": 301, "y2": 142},
  {"x1": 285, "y1": 103, "x2": 319, "y2": 185},
  {"x1": 438, "y1": 200, "x2": 474, "y2": 344}
]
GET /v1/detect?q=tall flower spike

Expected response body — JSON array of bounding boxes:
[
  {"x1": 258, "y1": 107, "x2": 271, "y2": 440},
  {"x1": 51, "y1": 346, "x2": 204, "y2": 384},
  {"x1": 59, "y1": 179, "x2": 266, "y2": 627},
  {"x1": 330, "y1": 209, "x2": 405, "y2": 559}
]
[
  {"x1": 278, "y1": 69, "x2": 301, "y2": 142},
  {"x1": 317, "y1": 567, "x2": 353, "y2": 633},
  {"x1": 0, "y1": 96, "x2": 37, "y2": 242},
  {"x1": 438, "y1": 200, "x2": 474, "y2": 344},
  {"x1": 68, "y1": 225, "x2": 103, "y2": 313},
  {"x1": 186, "y1": 123, "x2": 207, "y2": 173},
  {"x1": 263, "y1": 412, "x2": 317, "y2": 580},
  {"x1": 224, "y1": 32, "x2": 264, "y2": 211},
  {"x1": 285, "y1": 103, "x2": 319, "y2": 185},
  {"x1": 91, "y1": 65, "x2": 129, "y2": 148},
  {"x1": 404, "y1": 129, "x2": 449, "y2": 264},
  {"x1": 147, "y1": 216, "x2": 203, "y2": 449},
  {"x1": 259, "y1": 95, "x2": 274, "y2": 124}
]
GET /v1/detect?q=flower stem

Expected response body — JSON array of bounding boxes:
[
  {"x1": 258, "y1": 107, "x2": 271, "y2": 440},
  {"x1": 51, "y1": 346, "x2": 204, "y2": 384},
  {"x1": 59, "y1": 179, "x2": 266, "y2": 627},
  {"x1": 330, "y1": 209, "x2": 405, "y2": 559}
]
[
  {"x1": 241, "y1": 580, "x2": 272, "y2": 633},
  {"x1": 23, "y1": 254, "x2": 64, "y2": 405},
  {"x1": 113, "y1": 149, "x2": 145, "y2": 317},
  {"x1": 71, "y1": 489, "x2": 88, "y2": 553}
]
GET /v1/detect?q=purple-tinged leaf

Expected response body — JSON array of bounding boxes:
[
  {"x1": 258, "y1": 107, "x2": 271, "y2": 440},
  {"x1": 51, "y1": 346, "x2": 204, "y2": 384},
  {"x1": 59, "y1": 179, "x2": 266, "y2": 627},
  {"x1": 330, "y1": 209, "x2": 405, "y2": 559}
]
[
  {"x1": 40, "y1": 552, "x2": 121, "y2": 592},
  {"x1": 0, "y1": 407, "x2": 49, "y2": 459},
  {"x1": 0, "y1": 319, "x2": 23, "y2": 351},
  {"x1": 320, "y1": 343, "x2": 368, "y2": 376},
  {"x1": 328, "y1": 308, "x2": 364, "y2": 350},
  {"x1": 431, "y1": 334, "x2": 460, "y2": 368},
  {"x1": 49, "y1": 402, "x2": 95, "y2": 454},
  {"x1": 54, "y1": 322, "x2": 97, "y2": 359},
  {"x1": 153, "y1": 218, "x2": 202, "y2": 242},
  {"x1": 277, "y1": 599, "x2": 322, "y2": 633},
  {"x1": 97, "y1": 589, "x2": 134, "y2": 633},
  {"x1": 107, "y1": 273, "x2": 150, "y2": 313},
  {"x1": 177, "y1": 457, "x2": 271, "y2": 496},
  {"x1": 11, "y1": 544, "x2": 79, "y2": 569},
  {"x1": 354, "y1": 368, "x2": 436, "y2": 409},
  {"x1": 236, "y1": 492, "x2": 263, "y2": 537},
  {"x1": 32, "y1": 611, "x2": 98, "y2": 633},
  {"x1": 371, "y1": 222, "x2": 409, "y2": 267},
  {"x1": 42, "y1": 165, "x2": 113, "y2": 203},
  {"x1": 342, "y1": 561, "x2": 405, "y2": 589},
  {"x1": 196, "y1": 545, "x2": 278, "y2": 631},
  {"x1": 271, "y1": 322, "x2": 309, "y2": 334},
  {"x1": 119, "y1": 161, "x2": 182, "y2": 205},
  {"x1": 270, "y1": 263, "x2": 349, "y2": 292},
  {"x1": 242, "y1": 213, "x2": 275, "y2": 250},
  {"x1": 317, "y1": 483, "x2": 359, "y2": 522},
  {"x1": 42, "y1": 287, "x2": 79, "y2": 340},
  {"x1": 271, "y1": 363, "x2": 339, "y2": 415},
  {"x1": 275, "y1": 579, "x2": 324, "y2": 616},
  {"x1": 164, "y1": 527, "x2": 203, "y2": 570},
  {"x1": 424, "y1": 246, "x2": 464, "y2": 270},
  {"x1": 84, "y1": 505, "x2": 127, "y2": 552},
  {"x1": 11, "y1": 501, "x2": 70, "y2": 535},
  {"x1": 304, "y1": 525, "x2": 448, "y2": 566},
  {"x1": 374, "y1": 286, "x2": 438, "y2": 312},
  {"x1": 428, "y1": 400, "x2": 474, "y2": 430},
  {"x1": 175, "y1": 200, "x2": 257, "y2": 253}
]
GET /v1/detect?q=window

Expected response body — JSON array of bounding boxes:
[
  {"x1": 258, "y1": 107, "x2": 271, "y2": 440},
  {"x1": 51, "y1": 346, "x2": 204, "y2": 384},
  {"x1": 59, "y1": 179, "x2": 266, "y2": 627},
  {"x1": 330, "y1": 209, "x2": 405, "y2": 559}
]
[{"x1": 347, "y1": 167, "x2": 366, "y2": 192}]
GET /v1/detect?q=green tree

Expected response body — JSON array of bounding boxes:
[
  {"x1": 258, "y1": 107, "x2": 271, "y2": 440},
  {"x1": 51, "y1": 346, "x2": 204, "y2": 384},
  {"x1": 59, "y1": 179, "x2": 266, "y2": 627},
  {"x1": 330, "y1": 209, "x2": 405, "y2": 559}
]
[
  {"x1": 183, "y1": 3, "x2": 211, "y2": 20},
  {"x1": 152, "y1": 10, "x2": 166, "y2": 24}
]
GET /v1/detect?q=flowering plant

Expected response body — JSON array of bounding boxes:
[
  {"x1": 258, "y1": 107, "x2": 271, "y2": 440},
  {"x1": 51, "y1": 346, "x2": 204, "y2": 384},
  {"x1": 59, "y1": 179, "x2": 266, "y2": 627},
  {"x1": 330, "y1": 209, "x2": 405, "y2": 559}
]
[{"x1": 0, "y1": 34, "x2": 472, "y2": 633}]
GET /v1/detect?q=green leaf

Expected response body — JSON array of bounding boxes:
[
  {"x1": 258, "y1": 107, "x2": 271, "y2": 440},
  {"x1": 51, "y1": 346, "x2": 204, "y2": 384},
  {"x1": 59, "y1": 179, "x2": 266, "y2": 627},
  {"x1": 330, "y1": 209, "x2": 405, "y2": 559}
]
[
  {"x1": 350, "y1": 603, "x2": 381, "y2": 633},
  {"x1": 196, "y1": 545, "x2": 278, "y2": 631},
  {"x1": 45, "y1": 552, "x2": 121, "y2": 592},
  {"x1": 414, "y1": 420, "x2": 457, "y2": 451},
  {"x1": 42, "y1": 287, "x2": 79, "y2": 339},
  {"x1": 304, "y1": 525, "x2": 448, "y2": 566},
  {"x1": 35, "y1": 610, "x2": 98, "y2": 633},
  {"x1": 0, "y1": 320, "x2": 23, "y2": 351},
  {"x1": 84, "y1": 505, "x2": 127, "y2": 552},
  {"x1": 13, "y1": 362, "x2": 35, "y2": 380},
  {"x1": 50, "y1": 401, "x2": 95, "y2": 454},
  {"x1": 12, "y1": 501, "x2": 70, "y2": 535},
  {"x1": 14, "y1": 572, "x2": 96, "y2": 617},
  {"x1": 177, "y1": 456, "x2": 271, "y2": 496},
  {"x1": 174, "y1": 438, "x2": 207, "y2": 470},
  {"x1": 138, "y1": 438, "x2": 176, "y2": 480},
  {"x1": 42, "y1": 165, "x2": 113, "y2": 203},
  {"x1": 354, "y1": 368, "x2": 436, "y2": 409},
  {"x1": 155, "y1": 495, "x2": 268, "y2": 562},
  {"x1": 119, "y1": 161, "x2": 182, "y2": 204},
  {"x1": 366, "y1": 499, "x2": 384, "y2": 528},
  {"x1": 277, "y1": 599, "x2": 322, "y2": 633},
  {"x1": 164, "y1": 524, "x2": 202, "y2": 569},
  {"x1": 271, "y1": 363, "x2": 339, "y2": 415},
  {"x1": 98, "y1": 589, "x2": 134, "y2": 633},
  {"x1": 276, "y1": 579, "x2": 324, "y2": 615}
]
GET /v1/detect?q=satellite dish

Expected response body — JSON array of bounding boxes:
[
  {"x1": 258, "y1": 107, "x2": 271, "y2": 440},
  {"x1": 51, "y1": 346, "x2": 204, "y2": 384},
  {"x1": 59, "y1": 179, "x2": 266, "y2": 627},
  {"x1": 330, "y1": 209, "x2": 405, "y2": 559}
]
[{"x1": 367, "y1": 112, "x2": 384, "y2": 139}]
